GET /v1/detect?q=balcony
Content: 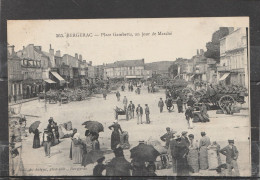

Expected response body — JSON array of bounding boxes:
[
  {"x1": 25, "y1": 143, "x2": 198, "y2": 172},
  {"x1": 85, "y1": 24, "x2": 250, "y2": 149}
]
[
  {"x1": 217, "y1": 65, "x2": 230, "y2": 72},
  {"x1": 9, "y1": 73, "x2": 24, "y2": 81}
]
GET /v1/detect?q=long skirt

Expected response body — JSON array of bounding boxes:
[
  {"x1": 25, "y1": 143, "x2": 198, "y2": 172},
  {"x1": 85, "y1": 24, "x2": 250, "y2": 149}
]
[
  {"x1": 199, "y1": 146, "x2": 208, "y2": 170},
  {"x1": 187, "y1": 149, "x2": 199, "y2": 173},
  {"x1": 176, "y1": 157, "x2": 189, "y2": 176},
  {"x1": 111, "y1": 130, "x2": 120, "y2": 150},
  {"x1": 52, "y1": 133, "x2": 59, "y2": 146},
  {"x1": 33, "y1": 135, "x2": 40, "y2": 148},
  {"x1": 72, "y1": 144, "x2": 83, "y2": 164}
]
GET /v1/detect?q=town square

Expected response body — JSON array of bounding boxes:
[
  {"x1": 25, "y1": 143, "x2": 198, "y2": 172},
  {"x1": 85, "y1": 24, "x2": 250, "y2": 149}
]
[{"x1": 6, "y1": 18, "x2": 250, "y2": 177}]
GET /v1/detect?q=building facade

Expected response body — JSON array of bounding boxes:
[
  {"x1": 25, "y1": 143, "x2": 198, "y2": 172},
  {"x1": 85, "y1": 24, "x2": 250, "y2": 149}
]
[
  {"x1": 104, "y1": 59, "x2": 146, "y2": 80},
  {"x1": 8, "y1": 45, "x2": 23, "y2": 102},
  {"x1": 217, "y1": 28, "x2": 248, "y2": 87}
]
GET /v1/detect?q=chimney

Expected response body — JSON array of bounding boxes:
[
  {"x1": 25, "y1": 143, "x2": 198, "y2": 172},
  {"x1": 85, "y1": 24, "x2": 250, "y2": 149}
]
[
  {"x1": 75, "y1": 53, "x2": 78, "y2": 59},
  {"x1": 200, "y1": 49, "x2": 204, "y2": 55},
  {"x1": 197, "y1": 49, "x2": 199, "y2": 55},
  {"x1": 49, "y1": 44, "x2": 54, "y2": 55},
  {"x1": 55, "y1": 50, "x2": 61, "y2": 57},
  {"x1": 8, "y1": 45, "x2": 15, "y2": 56},
  {"x1": 89, "y1": 61, "x2": 92, "y2": 66},
  {"x1": 79, "y1": 54, "x2": 82, "y2": 60},
  {"x1": 23, "y1": 46, "x2": 25, "y2": 50},
  {"x1": 34, "y1": 46, "x2": 42, "y2": 51}
]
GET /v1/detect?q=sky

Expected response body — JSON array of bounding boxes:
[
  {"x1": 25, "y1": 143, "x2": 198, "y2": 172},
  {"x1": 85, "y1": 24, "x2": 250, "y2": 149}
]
[{"x1": 8, "y1": 17, "x2": 248, "y2": 65}]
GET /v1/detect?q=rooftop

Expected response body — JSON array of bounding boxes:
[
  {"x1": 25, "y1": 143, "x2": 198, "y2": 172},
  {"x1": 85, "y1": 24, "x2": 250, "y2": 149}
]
[{"x1": 105, "y1": 59, "x2": 144, "y2": 68}]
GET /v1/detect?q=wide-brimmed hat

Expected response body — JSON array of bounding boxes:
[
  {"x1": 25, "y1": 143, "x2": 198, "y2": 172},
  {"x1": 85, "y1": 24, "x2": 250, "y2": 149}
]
[
  {"x1": 174, "y1": 133, "x2": 181, "y2": 140},
  {"x1": 228, "y1": 139, "x2": 234, "y2": 143},
  {"x1": 201, "y1": 132, "x2": 206, "y2": 136},
  {"x1": 182, "y1": 131, "x2": 188, "y2": 136},
  {"x1": 166, "y1": 127, "x2": 171, "y2": 131}
]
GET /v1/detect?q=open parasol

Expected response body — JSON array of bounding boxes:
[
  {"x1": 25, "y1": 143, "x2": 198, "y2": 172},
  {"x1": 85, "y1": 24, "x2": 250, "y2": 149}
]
[
  {"x1": 82, "y1": 150, "x2": 104, "y2": 166},
  {"x1": 29, "y1": 121, "x2": 41, "y2": 133},
  {"x1": 82, "y1": 121, "x2": 104, "y2": 133},
  {"x1": 130, "y1": 143, "x2": 160, "y2": 162}
]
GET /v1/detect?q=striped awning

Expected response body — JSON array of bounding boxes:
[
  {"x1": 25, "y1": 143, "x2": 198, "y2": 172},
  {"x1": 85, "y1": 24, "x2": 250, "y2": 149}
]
[
  {"x1": 50, "y1": 71, "x2": 65, "y2": 83},
  {"x1": 44, "y1": 79, "x2": 56, "y2": 84},
  {"x1": 219, "y1": 73, "x2": 230, "y2": 81}
]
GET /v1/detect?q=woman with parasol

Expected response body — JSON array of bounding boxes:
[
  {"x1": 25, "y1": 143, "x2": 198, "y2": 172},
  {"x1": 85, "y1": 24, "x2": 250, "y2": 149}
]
[
  {"x1": 108, "y1": 121, "x2": 123, "y2": 150},
  {"x1": 29, "y1": 121, "x2": 41, "y2": 149},
  {"x1": 32, "y1": 128, "x2": 41, "y2": 148}
]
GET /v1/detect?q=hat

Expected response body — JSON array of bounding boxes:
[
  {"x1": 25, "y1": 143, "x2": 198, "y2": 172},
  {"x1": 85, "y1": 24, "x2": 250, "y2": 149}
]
[
  {"x1": 188, "y1": 134, "x2": 194, "y2": 138},
  {"x1": 139, "y1": 140, "x2": 145, "y2": 144},
  {"x1": 182, "y1": 131, "x2": 188, "y2": 136},
  {"x1": 228, "y1": 139, "x2": 234, "y2": 143},
  {"x1": 166, "y1": 127, "x2": 170, "y2": 131},
  {"x1": 201, "y1": 132, "x2": 206, "y2": 136},
  {"x1": 145, "y1": 104, "x2": 148, "y2": 106},
  {"x1": 160, "y1": 98, "x2": 162, "y2": 99},
  {"x1": 174, "y1": 134, "x2": 181, "y2": 140},
  {"x1": 50, "y1": 117, "x2": 53, "y2": 119}
]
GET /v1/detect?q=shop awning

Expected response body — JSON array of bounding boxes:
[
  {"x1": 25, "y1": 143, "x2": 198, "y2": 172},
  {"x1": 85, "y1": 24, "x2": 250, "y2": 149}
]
[
  {"x1": 44, "y1": 79, "x2": 56, "y2": 84},
  {"x1": 50, "y1": 72, "x2": 65, "y2": 83},
  {"x1": 125, "y1": 76, "x2": 143, "y2": 79},
  {"x1": 219, "y1": 73, "x2": 230, "y2": 81}
]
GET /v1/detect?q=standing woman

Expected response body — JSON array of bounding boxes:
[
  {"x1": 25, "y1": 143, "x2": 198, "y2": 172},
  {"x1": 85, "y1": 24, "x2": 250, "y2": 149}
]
[
  {"x1": 199, "y1": 132, "x2": 211, "y2": 170},
  {"x1": 187, "y1": 134, "x2": 199, "y2": 173},
  {"x1": 82, "y1": 130, "x2": 92, "y2": 167},
  {"x1": 32, "y1": 128, "x2": 41, "y2": 149},
  {"x1": 109, "y1": 121, "x2": 123, "y2": 150},
  {"x1": 70, "y1": 129, "x2": 83, "y2": 164},
  {"x1": 174, "y1": 134, "x2": 189, "y2": 176}
]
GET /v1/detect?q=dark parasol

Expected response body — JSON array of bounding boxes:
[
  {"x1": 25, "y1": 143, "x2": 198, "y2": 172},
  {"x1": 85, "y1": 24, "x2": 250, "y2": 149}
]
[
  {"x1": 130, "y1": 143, "x2": 160, "y2": 162},
  {"x1": 82, "y1": 121, "x2": 104, "y2": 133},
  {"x1": 29, "y1": 121, "x2": 41, "y2": 133}
]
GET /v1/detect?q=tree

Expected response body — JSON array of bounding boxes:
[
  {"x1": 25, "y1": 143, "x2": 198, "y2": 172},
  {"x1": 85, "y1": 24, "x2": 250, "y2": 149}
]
[
  {"x1": 204, "y1": 27, "x2": 230, "y2": 63},
  {"x1": 168, "y1": 63, "x2": 178, "y2": 78}
]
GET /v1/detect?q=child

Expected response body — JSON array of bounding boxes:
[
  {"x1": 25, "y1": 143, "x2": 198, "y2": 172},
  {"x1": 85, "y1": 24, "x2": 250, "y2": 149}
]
[{"x1": 93, "y1": 156, "x2": 106, "y2": 176}]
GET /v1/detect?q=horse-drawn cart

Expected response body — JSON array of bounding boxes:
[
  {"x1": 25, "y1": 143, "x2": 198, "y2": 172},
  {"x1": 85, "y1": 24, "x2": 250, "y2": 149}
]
[
  {"x1": 192, "y1": 84, "x2": 248, "y2": 112},
  {"x1": 114, "y1": 107, "x2": 129, "y2": 120}
]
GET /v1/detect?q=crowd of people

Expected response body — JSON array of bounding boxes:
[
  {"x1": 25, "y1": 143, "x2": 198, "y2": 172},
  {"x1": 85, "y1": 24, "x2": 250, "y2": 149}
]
[
  {"x1": 160, "y1": 129, "x2": 240, "y2": 176},
  {"x1": 27, "y1": 81, "x2": 241, "y2": 176}
]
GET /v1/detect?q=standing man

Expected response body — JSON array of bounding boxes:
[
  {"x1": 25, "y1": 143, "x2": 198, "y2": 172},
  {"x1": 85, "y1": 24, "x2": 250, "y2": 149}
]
[
  {"x1": 116, "y1": 91, "x2": 120, "y2": 101},
  {"x1": 128, "y1": 101, "x2": 135, "y2": 119},
  {"x1": 187, "y1": 95, "x2": 196, "y2": 108},
  {"x1": 160, "y1": 127, "x2": 174, "y2": 149},
  {"x1": 145, "y1": 104, "x2": 150, "y2": 124},
  {"x1": 103, "y1": 90, "x2": 107, "y2": 100},
  {"x1": 176, "y1": 97, "x2": 184, "y2": 113},
  {"x1": 219, "y1": 139, "x2": 240, "y2": 176},
  {"x1": 158, "y1": 98, "x2": 164, "y2": 113},
  {"x1": 123, "y1": 96, "x2": 128, "y2": 111},
  {"x1": 42, "y1": 129, "x2": 52, "y2": 158},
  {"x1": 185, "y1": 106, "x2": 193, "y2": 129},
  {"x1": 169, "y1": 135, "x2": 177, "y2": 174},
  {"x1": 181, "y1": 131, "x2": 190, "y2": 147},
  {"x1": 136, "y1": 104, "x2": 143, "y2": 125}
]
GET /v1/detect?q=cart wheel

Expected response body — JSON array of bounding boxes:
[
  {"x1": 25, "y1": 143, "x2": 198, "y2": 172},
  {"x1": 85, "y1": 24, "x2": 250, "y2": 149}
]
[{"x1": 218, "y1": 95, "x2": 235, "y2": 112}]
